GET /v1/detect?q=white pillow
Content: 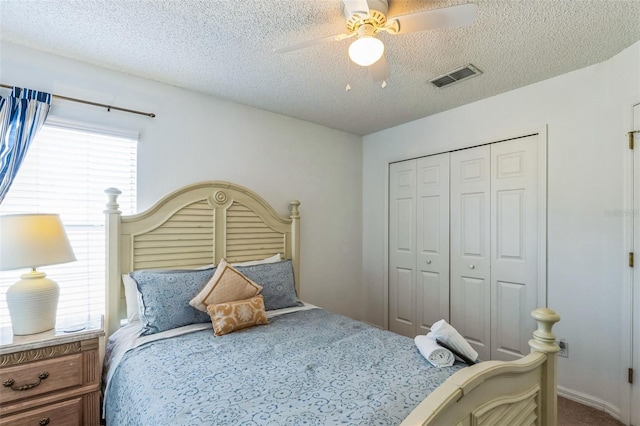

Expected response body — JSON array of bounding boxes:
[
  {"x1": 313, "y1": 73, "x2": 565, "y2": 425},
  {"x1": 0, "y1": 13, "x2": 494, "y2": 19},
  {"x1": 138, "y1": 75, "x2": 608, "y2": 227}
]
[
  {"x1": 232, "y1": 253, "x2": 281, "y2": 267},
  {"x1": 122, "y1": 274, "x2": 140, "y2": 322}
]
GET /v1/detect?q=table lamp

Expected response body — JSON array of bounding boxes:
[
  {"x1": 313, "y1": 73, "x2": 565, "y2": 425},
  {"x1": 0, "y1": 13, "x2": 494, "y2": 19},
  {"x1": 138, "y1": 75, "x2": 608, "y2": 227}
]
[{"x1": 0, "y1": 214, "x2": 76, "y2": 335}]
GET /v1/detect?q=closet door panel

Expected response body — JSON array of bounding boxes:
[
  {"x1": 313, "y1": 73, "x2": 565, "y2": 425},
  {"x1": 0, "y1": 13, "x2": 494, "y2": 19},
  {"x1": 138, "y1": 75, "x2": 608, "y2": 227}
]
[
  {"x1": 416, "y1": 154, "x2": 450, "y2": 334},
  {"x1": 417, "y1": 271, "x2": 443, "y2": 333},
  {"x1": 461, "y1": 193, "x2": 485, "y2": 255},
  {"x1": 457, "y1": 276, "x2": 489, "y2": 347},
  {"x1": 389, "y1": 160, "x2": 417, "y2": 337},
  {"x1": 450, "y1": 145, "x2": 491, "y2": 361},
  {"x1": 393, "y1": 268, "x2": 414, "y2": 323},
  {"x1": 495, "y1": 280, "x2": 526, "y2": 354},
  {"x1": 490, "y1": 136, "x2": 539, "y2": 360}
]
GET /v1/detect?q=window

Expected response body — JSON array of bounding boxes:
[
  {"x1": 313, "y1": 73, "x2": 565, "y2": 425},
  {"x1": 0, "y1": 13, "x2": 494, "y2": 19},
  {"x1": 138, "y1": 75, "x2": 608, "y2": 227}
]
[{"x1": 0, "y1": 119, "x2": 137, "y2": 328}]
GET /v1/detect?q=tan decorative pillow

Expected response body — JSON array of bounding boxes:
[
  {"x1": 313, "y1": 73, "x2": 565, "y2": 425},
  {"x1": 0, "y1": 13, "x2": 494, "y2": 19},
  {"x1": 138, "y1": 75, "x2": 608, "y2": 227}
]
[
  {"x1": 189, "y1": 259, "x2": 262, "y2": 312},
  {"x1": 207, "y1": 295, "x2": 268, "y2": 336}
]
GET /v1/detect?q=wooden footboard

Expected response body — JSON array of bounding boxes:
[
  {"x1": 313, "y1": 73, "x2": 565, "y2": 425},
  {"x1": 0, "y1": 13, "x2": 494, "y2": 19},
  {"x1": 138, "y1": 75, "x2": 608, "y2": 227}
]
[{"x1": 402, "y1": 308, "x2": 560, "y2": 426}]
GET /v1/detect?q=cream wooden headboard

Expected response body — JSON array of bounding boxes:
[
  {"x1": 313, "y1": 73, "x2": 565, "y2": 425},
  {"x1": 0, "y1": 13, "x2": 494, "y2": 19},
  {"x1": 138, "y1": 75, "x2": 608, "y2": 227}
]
[{"x1": 104, "y1": 181, "x2": 300, "y2": 337}]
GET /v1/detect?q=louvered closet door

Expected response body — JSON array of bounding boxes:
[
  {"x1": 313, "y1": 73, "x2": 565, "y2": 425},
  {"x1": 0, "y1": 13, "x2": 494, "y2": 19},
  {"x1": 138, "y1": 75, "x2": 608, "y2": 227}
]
[
  {"x1": 490, "y1": 136, "x2": 539, "y2": 360},
  {"x1": 389, "y1": 160, "x2": 417, "y2": 337},
  {"x1": 416, "y1": 153, "x2": 450, "y2": 334},
  {"x1": 450, "y1": 145, "x2": 491, "y2": 361}
]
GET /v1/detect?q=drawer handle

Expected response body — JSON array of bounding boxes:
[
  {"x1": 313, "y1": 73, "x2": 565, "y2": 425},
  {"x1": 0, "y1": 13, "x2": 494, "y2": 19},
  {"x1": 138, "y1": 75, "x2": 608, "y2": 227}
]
[
  {"x1": 39, "y1": 418, "x2": 50, "y2": 426},
  {"x1": 2, "y1": 372, "x2": 49, "y2": 391}
]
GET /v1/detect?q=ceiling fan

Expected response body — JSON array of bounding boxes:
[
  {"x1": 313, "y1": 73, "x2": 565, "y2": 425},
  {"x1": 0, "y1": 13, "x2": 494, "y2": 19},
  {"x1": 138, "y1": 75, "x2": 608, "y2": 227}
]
[{"x1": 274, "y1": 0, "x2": 477, "y2": 85}]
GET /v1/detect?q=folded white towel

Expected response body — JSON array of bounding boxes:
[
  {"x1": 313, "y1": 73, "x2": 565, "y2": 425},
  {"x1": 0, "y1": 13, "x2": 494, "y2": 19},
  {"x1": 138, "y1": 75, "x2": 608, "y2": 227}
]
[
  {"x1": 414, "y1": 335, "x2": 455, "y2": 368},
  {"x1": 427, "y1": 319, "x2": 478, "y2": 363}
]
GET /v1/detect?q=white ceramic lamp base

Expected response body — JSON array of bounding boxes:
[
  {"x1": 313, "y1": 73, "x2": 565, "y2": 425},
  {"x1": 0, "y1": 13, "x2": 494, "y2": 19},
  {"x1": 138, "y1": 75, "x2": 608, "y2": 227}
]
[{"x1": 6, "y1": 270, "x2": 59, "y2": 335}]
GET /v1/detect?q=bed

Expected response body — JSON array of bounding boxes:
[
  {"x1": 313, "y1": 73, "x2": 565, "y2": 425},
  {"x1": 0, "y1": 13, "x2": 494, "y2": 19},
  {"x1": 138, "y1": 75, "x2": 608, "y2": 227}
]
[{"x1": 103, "y1": 181, "x2": 560, "y2": 425}]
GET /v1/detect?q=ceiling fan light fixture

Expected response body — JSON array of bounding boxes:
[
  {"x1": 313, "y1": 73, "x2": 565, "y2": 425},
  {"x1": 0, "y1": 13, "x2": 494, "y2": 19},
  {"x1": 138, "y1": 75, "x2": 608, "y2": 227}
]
[{"x1": 349, "y1": 36, "x2": 384, "y2": 66}]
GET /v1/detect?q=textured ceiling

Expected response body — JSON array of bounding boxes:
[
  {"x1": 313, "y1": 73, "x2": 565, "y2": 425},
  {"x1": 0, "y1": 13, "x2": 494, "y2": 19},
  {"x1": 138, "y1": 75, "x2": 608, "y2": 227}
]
[{"x1": 1, "y1": 0, "x2": 639, "y2": 136}]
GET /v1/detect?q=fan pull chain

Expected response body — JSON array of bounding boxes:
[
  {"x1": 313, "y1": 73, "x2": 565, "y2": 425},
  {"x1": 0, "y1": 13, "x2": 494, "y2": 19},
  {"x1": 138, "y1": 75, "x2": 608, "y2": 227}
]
[{"x1": 345, "y1": 50, "x2": 352, "y2": 92}]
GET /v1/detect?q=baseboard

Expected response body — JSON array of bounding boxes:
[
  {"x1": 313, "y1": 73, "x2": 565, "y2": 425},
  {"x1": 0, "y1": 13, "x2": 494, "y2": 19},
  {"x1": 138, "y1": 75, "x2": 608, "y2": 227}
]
[{"x1": 558, "y1": 386, "x2": 622, "y2": 422}]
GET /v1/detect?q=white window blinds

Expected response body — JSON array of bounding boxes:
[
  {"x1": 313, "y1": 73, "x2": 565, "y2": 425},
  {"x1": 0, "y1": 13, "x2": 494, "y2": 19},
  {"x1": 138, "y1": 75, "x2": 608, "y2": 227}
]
[{"x1": 0, "y1": 120, "x2": 137, "y2": 328}]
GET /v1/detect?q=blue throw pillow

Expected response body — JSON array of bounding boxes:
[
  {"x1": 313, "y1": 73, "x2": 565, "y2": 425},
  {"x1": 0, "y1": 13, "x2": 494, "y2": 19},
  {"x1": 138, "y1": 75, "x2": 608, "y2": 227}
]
[
  {"x1": 130, "y1": 268, "x2": 215, "y2": 335},
  {"x1": 236, "y1": 260, "x2": 299, "y2": 311}
]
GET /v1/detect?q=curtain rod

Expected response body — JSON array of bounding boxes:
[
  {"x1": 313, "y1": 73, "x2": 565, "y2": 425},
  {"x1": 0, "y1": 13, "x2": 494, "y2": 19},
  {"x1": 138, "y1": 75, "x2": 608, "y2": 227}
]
[{"x1": 1, "y1": 84, "x2": 155, "y2": 118}]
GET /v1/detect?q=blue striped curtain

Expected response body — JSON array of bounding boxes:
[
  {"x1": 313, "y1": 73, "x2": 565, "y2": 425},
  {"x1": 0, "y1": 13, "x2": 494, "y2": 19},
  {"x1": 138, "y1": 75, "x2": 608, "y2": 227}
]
[{"x1": 0, "y1": 87, "x2": 52, "y2": 203}]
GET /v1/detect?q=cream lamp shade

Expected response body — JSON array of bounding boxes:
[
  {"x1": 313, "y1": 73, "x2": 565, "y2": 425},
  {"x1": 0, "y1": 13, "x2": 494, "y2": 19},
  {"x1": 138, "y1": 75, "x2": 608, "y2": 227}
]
[{"x1": 0, "y1": 214, "x2": 76, "y2": 335}]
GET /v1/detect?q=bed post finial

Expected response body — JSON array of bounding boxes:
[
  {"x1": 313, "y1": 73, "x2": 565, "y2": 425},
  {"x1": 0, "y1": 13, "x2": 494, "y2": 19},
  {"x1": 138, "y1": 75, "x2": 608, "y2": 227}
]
[
  {"x1": 529, "y1": 308, "x2": 560, "y2": 354},
  {"x1": 104, "y1": 187, "x2": 122, "y2": 213},
  {"x1": 289, "y1": 200, "x2": 301, "y2": 219},
  {"x1": 529, "y1": 308, "x2": 560, "y2": 425}
]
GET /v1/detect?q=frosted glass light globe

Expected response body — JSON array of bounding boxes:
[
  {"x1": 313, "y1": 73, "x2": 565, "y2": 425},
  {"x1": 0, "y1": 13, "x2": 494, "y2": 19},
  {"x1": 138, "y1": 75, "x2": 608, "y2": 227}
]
[{"x1": 348, "y1": 36, "x2": 384, "y2": 67}]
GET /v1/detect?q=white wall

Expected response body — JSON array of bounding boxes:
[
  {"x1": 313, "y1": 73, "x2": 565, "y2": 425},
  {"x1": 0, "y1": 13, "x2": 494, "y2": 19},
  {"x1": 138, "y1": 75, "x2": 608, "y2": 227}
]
[
  {"x1": 0, "y1": 41, "x2": 364, "y2": 320},
  {"x1": 363, "y1": 41, "x2": 640, "y2": 418}
]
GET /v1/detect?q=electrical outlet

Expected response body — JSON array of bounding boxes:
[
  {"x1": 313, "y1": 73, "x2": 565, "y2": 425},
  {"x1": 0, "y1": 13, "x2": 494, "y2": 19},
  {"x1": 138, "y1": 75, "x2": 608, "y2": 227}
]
[{"x1": 557, "y1": 339, "x2": 568, "y2": 358}]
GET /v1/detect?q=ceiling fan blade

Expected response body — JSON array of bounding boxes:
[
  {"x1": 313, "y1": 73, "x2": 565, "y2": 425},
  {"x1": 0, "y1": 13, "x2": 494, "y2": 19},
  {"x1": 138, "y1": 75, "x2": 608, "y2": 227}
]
[
  {"x1": 390, "y1": 3, "x2": 477, "y2": 35},
  {"x1": 273, "y1": 33, "x2": 352, "y2": 54},
  {"x1": 343, "y1": 0, "x2": 370, "y2": 18},
  {"x1": 368, "y1": 53, "x2": 390, "y2": 83}
]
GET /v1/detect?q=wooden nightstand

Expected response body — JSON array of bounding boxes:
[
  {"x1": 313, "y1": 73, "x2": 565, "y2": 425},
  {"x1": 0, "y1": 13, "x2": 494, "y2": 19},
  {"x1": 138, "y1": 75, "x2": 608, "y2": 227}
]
[{"x1": 0, "y1": 316, "x2": 104, "y2": 426}]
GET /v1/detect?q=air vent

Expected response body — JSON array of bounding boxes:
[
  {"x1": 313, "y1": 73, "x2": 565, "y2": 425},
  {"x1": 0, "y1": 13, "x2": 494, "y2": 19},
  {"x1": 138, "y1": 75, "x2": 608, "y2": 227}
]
[{"x1": 429, "y1": 64, "x2": 482, "y2": 88}]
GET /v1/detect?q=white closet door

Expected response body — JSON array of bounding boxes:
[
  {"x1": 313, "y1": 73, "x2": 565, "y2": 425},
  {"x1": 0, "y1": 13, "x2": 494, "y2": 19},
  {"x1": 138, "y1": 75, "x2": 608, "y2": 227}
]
[
  {"x1": 416, "y1": 153, "x2": 450, "y2": 334},
  {"x1": 490, "y1": 136, "x2": 539, "y2": 360},
  {"x1": 450, "y1": 145, "x2": 491, "y2": 361},
  {"x1": 632, "y1": 103, "x2": 640, "y2": 426},
  {"x1": 389, "y1": 160, "x2": 417, "y2": 337}
]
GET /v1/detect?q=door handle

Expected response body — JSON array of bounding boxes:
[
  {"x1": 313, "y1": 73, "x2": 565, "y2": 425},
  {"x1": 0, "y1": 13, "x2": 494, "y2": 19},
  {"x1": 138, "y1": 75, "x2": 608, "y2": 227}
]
[{"x1": 469, "y1": 264, "x2": 475, "y2": 269}]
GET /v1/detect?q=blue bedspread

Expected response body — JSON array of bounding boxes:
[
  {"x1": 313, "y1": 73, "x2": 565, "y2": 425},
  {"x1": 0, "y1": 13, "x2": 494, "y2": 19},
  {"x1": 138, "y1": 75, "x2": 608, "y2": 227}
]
[{"x1": 104, "y1": 309, "x2": 463, "y2": 425}]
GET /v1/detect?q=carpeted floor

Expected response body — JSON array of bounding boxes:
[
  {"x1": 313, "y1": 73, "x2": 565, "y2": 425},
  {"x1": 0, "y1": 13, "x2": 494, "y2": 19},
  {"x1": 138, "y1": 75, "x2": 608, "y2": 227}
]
[{"x1": 558, "y1": 396, "x2": 624, "y2": 426}]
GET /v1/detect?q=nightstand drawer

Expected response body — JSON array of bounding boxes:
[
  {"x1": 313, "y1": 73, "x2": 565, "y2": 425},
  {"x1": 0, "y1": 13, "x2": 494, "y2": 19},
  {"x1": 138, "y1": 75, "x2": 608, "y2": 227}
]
[
  {"x1": 0, "y1": 326, "x2": 103, "y2": 425},
  {"x1": 0, "y1": 397, "x2": 81, "y2": 426},
  {"x1": 0, "y1": 353, "x2": 83, "y2": 404}
]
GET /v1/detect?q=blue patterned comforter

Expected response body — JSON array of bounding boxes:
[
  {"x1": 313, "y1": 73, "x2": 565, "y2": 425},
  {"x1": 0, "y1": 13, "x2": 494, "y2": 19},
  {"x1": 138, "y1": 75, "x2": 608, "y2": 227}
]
[{"x1": 104, "y1": 309, "x2": 463, "y2": 425}]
